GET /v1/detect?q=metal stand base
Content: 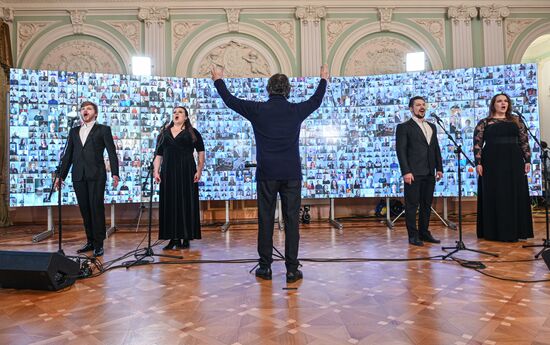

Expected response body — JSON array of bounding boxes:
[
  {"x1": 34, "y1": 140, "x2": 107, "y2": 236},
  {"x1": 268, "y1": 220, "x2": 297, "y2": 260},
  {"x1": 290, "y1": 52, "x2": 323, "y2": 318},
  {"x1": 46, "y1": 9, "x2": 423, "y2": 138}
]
[
  {"x1": 249, "y1": 246, "x2": 285, "y2": 273},
  {"x1": 384, "y1": 209, "x2": 404, "y2": 229},
  {"x1": 33, "y1": 229, "x2": 54, "y2": 242},
  {"x1": 106, "y1": 226, "x2": 117, "y2": 238},
  {"x1": 123, "y1": 247, "x2": 183, "y2": 268},
  {"x1": 107, "y1": 205, "x2": 116, "y2": 238},
  {"x1": 442, "y1": 240, "x2": 498, "y2": 259},
  {"x1": 136, "y1": 205, "x2": 146, "y2": 231},
  {"x1": 384, "y1": 204, "x2": 448, "y2": 229},
  {"x1": 33, "y1": 206, "x2": 54, "y2": 242},
  {"x1": 328, "y1": 198, "x2": 343, "y2": 231},
  {"x1": 442, "y1": 198, "x2": 457, "y2": 230},
  {"x1": 523, "y1": 239, "x2": 550, "y2": 258}
]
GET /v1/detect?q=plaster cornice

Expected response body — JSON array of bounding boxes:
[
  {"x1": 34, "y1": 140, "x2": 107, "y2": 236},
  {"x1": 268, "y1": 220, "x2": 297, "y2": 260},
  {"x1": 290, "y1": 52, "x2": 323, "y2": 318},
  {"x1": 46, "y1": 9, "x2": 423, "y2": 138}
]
[{"x1": 3, "y1": 1, "x2": 550, "y2": 11}]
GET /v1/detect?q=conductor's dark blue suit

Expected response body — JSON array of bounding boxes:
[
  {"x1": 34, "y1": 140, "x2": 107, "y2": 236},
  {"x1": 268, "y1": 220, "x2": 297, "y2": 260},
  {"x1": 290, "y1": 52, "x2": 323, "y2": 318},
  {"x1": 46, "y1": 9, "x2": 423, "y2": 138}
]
[{"x1": 214, "y1": 78, "x2": 327, "y2": 273}]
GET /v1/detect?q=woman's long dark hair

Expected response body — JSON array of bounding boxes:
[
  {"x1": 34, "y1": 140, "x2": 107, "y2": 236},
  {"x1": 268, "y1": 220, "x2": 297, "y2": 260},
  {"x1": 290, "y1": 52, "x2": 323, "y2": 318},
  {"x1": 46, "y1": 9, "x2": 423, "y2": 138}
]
[
  {"x1": 488, "y1": 93, "x2": 520, "y2": 127},
  {"x1": 171, "y1": 106, "x2": 197, "y2": 142}
]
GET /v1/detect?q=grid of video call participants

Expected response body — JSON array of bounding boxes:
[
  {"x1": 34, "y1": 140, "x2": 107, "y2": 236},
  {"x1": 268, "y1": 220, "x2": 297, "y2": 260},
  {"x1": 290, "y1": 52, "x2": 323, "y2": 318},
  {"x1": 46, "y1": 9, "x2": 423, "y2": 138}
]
[{"x1": 9, "y1": 63, "x2": 540, "y2": 207}]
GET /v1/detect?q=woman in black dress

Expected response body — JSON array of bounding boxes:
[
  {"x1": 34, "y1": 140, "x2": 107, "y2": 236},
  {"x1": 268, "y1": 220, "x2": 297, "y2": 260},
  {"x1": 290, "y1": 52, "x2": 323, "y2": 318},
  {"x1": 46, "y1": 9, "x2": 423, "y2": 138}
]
[
  {"x1": 153, "y1": 106, "x2": 205, "y2": 249},
  {"x1": 474, "y1": 93, "x2": 533, "y2": 242}
]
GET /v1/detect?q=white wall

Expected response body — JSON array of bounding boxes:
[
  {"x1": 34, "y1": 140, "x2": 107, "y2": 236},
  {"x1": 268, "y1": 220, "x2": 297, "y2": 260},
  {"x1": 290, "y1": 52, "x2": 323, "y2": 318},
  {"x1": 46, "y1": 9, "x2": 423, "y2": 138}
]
[{"x1": 538, "y1": 60, "x2": 550, "y2": 141}]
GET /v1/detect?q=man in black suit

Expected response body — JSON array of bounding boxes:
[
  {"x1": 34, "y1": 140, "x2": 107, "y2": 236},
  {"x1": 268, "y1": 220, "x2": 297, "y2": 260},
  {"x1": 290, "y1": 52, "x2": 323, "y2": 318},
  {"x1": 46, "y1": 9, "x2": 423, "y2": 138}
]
[
  {"x1": 55, "y1": 101, "x2": 119, "y2": 257},
  {"x1": 212, "y1": 65, "x2": 328, "y2": 283},
  {"x1": 395, "y1": 96, "x2": 443, "y2": 246}
]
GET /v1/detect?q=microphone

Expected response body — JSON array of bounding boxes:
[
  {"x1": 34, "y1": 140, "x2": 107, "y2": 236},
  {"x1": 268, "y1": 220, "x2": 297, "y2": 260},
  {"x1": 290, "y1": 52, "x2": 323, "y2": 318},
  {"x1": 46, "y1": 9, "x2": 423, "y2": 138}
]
[
  {"x1": 513, "y1": 108, "x2": 525, "y2": 119},
  {"x1": 71, "y1": 117, "x2": 81, "y2": 128},
  {"x1": 160, "y1": 120, "x2": 169, "y2": 130},
  {"x1": 431, "y1": 113, "x2": 443, "y2": 123}
]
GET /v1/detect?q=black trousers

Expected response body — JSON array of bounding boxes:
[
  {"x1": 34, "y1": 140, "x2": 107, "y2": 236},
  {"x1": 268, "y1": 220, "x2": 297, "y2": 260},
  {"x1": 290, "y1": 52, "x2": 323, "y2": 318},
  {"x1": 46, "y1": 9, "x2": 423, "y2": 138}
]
[
  {"x1": 257, "y1": 180, "x2": 301, "y2": 272},
  {"x1": 403, "y1": 174, "x2": 435, "y2": 239},
  {"x1": 73, "y1": 179, "x2": 107, "y2": 248}
]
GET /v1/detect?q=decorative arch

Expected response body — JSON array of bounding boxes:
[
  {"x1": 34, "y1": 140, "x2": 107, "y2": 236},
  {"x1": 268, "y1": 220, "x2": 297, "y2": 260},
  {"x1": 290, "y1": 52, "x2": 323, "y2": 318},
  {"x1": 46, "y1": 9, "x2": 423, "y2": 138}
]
[
  {"x1": 329, "y1": 21, "x2": 444, "y2": 76},
  {"x1": 174, "y1": 22, "x2": 294, "y2": 77},
  {"x1": 342, "y1": 34, "x2": 420, "y2": 76},
  {"x1": 508, "y1": 20, "x2": 550, "y2": 63},
  {"x1": 18, "y1": 24, "x2": 133, "y2": 74}
]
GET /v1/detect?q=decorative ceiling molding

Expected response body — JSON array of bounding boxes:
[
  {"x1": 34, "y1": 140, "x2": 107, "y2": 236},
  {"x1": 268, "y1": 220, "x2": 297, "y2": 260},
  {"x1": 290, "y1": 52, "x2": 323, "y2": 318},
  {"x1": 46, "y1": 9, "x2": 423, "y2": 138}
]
[
  {"x1": 479, "y1": 5, "x2": 510, "y2": 26},
  {"x1": 17, "y1": 21, "x2": 55, "y2": 55},
  {"x1": 225, "y1": 8, "x2": 240, "y2": 32},
  {"x1": 39, "y1": 39, "x2": 123, "y2": 74},
  {"x1": 377, "y1": 7, "x2": 393, "y2": 32},
  {"x1": 171, "y1": 20, "x2": 207, "y2": 57},
  {"x1": 2, "y1": 0, "x2": 550, "y2": 7},
  {"x1": 138, "y1": 7, "x2": 169, "y2": 27},
  {"x1": 505, "y1": 18, "x2": 538, "y2": 51},
  {"x1": 196, "y1": 39, "x2": 271, "y2": 78},
  {"x1": 325, "y1": 19, "x2": 359, "y2": 49},
  {"x1": 411, "y1": 18, "x2": 445, "y2": 51},
  {"x1": 344, "y1": 36, "x2": 414, "y2": 76},
  {"x1": 68, "y1": 9, "x2": 87, "y2": 34},
  {"x1": 178, "y1": 22, "x2": 291, "y2": 77},
  {"x1": 260, "y1": 19, "x2": 295, "y2": 54},
  {"x1": 295, "y1": 6, "x2": 326, "y2": 24},
  {"x1": 102, "y1": 20, "x2": 140, "y2": 52},
  {"x1": 1, "y1": 7, "x2": 13, "y2": 22},
  {"x1": 447, "y1": 6, "x2": 477, "y2": 26}
]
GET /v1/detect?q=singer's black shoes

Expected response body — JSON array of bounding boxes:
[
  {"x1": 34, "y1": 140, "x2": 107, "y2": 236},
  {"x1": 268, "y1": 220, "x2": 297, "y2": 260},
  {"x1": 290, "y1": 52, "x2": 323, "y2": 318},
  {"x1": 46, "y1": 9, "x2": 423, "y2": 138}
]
[
  {"x1": 76, "y1": 242, "x2": 94, "y2": 253},
  {"x1": 93, "y1": 247, "x2": 104, "y2": 257},
  {"x1": 255, "y1": 267, "x2": 272, "y2": 280},
  {"x1": 420, "y1": 233, "x2": 441, "y2": 244},
  {"x1": 408, "y1": 238, "x2": 424, "y2": 246},
  {"x1": 177, "y1": 239, "x2": 190, "y2": 249},
  {"x1": 286, "y1": 270, "x2": 303, "y2": 283},
  {"x1": 163, "y1": 239, "x2": 178, "y2": 250}
]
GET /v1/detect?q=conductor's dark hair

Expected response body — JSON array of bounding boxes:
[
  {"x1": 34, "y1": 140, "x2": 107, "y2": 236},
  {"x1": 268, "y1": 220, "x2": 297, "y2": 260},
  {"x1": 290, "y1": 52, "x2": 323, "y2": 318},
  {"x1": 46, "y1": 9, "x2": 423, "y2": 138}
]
[
  {"x1": 408, "y1": 96, "x2": 426, "y2": 108},
  {"x1": 266, "y1": 73, "x2": 291, "y2": 99}
]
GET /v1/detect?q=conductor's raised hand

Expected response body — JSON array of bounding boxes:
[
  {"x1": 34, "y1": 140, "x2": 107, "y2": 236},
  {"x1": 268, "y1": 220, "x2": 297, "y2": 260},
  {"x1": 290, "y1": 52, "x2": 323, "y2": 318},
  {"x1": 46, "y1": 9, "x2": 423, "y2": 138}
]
[
  {"x1": 320, "y1": 64, "x2": 329, "y2": 80},
  {"x1": 211, "y1": 66, "x2": 224, "y2": 81}
]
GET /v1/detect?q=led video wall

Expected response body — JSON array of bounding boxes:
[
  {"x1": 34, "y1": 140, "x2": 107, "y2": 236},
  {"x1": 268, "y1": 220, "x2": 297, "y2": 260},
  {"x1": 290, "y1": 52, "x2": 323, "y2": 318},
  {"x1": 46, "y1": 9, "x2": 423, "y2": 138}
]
[{"x1": 8, "y1": 63, "x2": 540, "y2": 207}]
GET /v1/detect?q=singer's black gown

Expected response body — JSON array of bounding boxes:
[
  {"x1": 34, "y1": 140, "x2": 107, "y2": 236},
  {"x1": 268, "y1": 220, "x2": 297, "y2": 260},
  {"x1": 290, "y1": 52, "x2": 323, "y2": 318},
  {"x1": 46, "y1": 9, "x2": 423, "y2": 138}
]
[
  {"x1": 474, "y1": 117, "x2": 533, "y2": 242},
  {"x1": 156, "y1": 128, "x2": 204, "y2": 241}
]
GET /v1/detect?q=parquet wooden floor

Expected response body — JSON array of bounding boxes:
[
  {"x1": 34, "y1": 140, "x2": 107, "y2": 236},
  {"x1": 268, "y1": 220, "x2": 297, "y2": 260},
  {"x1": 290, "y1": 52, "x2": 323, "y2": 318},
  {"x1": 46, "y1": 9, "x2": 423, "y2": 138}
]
[{"x1": 1, "y1": 216, "x2": 550, "y2": 345}]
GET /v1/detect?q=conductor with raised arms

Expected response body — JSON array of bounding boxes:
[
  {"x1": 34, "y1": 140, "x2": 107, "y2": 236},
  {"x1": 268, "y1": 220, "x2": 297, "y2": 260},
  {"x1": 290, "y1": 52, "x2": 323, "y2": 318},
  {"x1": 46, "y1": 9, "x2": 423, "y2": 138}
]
[{"x1": 211, "y1": 65, "x2": 329, "y2": 283}]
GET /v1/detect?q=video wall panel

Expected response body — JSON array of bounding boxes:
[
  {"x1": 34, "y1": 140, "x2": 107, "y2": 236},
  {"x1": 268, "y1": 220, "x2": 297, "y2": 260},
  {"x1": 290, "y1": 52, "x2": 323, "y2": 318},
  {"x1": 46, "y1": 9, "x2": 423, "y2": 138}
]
[{"x1": 8, "y1": 63, "x2": 540, "y2": 207}]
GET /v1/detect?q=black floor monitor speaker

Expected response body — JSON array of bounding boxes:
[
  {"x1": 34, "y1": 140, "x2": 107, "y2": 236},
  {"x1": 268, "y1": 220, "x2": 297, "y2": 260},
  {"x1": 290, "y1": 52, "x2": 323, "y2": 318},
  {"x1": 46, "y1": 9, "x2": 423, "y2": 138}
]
[
  {"x1": 0, "y1": 251, "x2": 80, "y2": 291},
  {"x1": 543, "y1": 249, "x2": 550, "y2": 271}
]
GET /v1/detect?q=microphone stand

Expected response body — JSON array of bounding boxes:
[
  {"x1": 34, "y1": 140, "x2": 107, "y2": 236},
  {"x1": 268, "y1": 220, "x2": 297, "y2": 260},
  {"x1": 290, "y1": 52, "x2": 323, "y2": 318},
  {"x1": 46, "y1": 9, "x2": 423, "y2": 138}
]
[
  {"x1": 515, "y1": 110, "x2": 550, "y2": 257},
  {"x1": 124, "y1": 123, "x2": 182, "y2": 268},
  {"x1": 135, "y1": 122, "x2": 170, "y2": 230},
  {"x1": 45, "y1": 119, "x2": 80, "y2": 255},
  {"x1": 433, "y1": 116, "x2": 498, "y2": 258}
]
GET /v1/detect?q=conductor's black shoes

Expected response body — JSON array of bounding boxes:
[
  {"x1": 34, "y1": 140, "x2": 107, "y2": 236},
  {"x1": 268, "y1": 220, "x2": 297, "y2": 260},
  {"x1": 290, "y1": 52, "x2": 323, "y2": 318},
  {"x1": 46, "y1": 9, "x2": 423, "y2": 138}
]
[
  {"x1": 286, "y1": 270, "x2": 303, "y2": 283},
  {"x1": 255, "y1": 267, "x2": 272, "y2": 280}
]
